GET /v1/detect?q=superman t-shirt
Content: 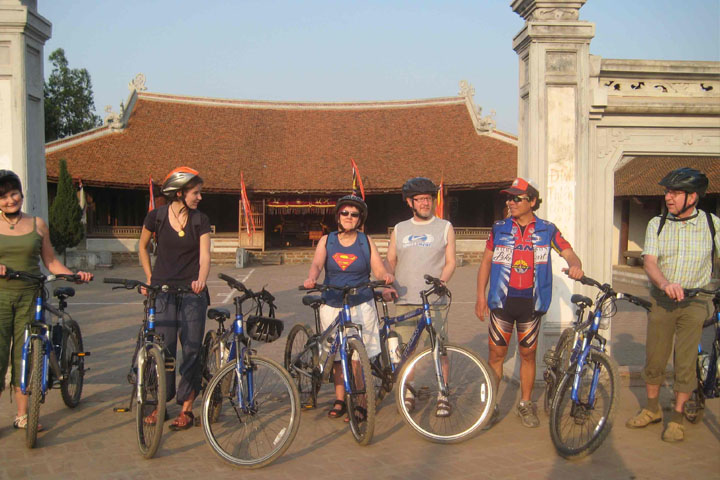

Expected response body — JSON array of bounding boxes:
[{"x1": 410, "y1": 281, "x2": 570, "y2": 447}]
[
  {"x1": 486, "y1": 218, "x2": 571, "y2": 298},
  {"x1": 322, "y1": 231, "x2": 373, "y2": 307}
]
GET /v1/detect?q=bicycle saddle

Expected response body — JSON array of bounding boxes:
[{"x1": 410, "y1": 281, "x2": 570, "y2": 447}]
[
  {"x1": 570, "y1": 294, "x2": 593, "y2": 308},
  {"x1": 207, "y1": 308, "x2": 230, "y2": 321},
  {"x1": 54, "y1": 287, "x2": 76, "y2": 298},
  {"x1": 302, "y1": 295, "x2": 325, "y2": 308}
]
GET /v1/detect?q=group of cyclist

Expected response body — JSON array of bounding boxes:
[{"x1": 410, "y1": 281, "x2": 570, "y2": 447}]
[{"x1": 0, "y1": 164, "x2": 717, "y2": 447}]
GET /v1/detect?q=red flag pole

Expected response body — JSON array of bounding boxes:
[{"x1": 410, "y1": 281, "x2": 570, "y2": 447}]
[
  {"x1": 240, "y1": 172, "x2": 255, "y2": 237},
  {"x1": 350, "y1": 158, "x2": 365, "y2": 200},
  {"x1": 437, "y1": 174, "x2": 444, "y2": 219}
]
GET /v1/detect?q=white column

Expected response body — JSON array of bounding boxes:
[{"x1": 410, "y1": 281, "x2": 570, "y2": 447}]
[
  {"x1": 0, "y1": 0, "x2": 51, "y2": 218},
  {"x1": 511, "y1": 0, "x2": 595, "y2": 375}
]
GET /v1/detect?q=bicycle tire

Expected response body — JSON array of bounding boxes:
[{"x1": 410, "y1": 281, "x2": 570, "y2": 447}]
[
  {"x1": 284, "y1": 324, "x2": 319, "y2": 409},
  {"x1": 345, "y1": 337, "x2": 376, "y2": 445},
  {"x1": 201, "y1": 331, "x2": 225, "y2": 422},
  {"x1": 202, "y1": 356, "x2": 300, "y2": 468},
  {"x1": 135, "y1": 346, "x2": 167, "y2": 459},
  {"x1": 544, "y1": 328, "x2": 574, "y2": 414},
  {"x1": 60, "y1": 321, "x2": 85, "y2": 408},
  {"x1": 395, "y1": 343, "x2": 494, "y2": 443},
  {"x1": 26, "y1": 336, "x2": 44, "y2": 449},
  {"x1": 549, "y1": 350, "x2": 619, "y2": 459},
  {"x1": 371, "y1": 354, "x2": 391, "y2": 408}
]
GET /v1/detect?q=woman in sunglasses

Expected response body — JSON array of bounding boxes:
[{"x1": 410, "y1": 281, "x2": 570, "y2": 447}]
[{"x1": 303, "y1": 194, "x2": 393, "y2": 419}]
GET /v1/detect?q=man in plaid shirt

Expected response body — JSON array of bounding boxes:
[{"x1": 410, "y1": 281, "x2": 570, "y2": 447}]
[{"x1": 627, "y1": 167, "x2": 720, "y2": 442}]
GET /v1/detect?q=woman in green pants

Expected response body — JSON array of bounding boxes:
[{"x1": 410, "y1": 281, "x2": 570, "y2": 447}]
[{"x1": 0, "y1": 170, "x2": 92, "y2": 430}]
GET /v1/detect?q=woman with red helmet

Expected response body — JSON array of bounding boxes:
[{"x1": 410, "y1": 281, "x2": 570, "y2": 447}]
[
  {"x1": 138, "y1": 166, "x2": 211, "y2": 430},
  {"x1": 0, "y1": 170, "x2": 93, "y2": 431},
  {"x1": 303, "y1": 195, "x2": 393, "y2": 420}
]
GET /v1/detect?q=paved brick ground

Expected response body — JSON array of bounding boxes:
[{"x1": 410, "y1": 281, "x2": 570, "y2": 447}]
[{"x1": 0, "y1": 264, "x2": 717, "y2": 479}]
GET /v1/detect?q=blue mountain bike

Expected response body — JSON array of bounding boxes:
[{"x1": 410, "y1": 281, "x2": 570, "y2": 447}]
[
  {"x1": 545, "y1": 275, "x2": 651, "y2": 459},
  {"x1": 3, "y1": 269, "x2": 90, "y2": 449}
]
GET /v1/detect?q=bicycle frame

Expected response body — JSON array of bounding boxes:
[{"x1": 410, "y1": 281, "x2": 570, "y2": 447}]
[{"x1": 373, "y1": 278, "x2": 449, "y2": 395}]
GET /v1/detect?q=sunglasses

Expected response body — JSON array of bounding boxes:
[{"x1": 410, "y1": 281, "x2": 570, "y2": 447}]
[
  {"x1": 339, "y1": 211, "x2": 360, "y2": 218},
  {"x1": 505, "y1": 195, "x2": 530, "y2": 203}
]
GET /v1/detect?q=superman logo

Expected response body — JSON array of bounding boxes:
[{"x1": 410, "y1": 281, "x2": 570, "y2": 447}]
[{"x1": 333, "y1": 252, "x2": 358, "y2": 271}]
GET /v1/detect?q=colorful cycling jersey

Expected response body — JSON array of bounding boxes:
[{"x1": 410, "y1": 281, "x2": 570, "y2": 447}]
[{"x1": 486, "y1": 216, "x2": 571, "y2": 313}]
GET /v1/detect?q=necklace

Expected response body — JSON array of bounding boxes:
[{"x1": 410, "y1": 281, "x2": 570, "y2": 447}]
[
  {"x1": 169, "y1": 204, "x2": 187, "y2": 237},
  {"x1": 1, "y1": 211, "x2": 22, "y2": 230}
]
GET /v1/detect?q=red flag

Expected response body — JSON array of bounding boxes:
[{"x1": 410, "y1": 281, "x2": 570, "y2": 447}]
[
  {"x1": 437, "y1": 176, "x2": 444, "y2": 219},
  {"x1": 240, "y1": 172, "x2": 256, "y2": 237},
  {"x1": 148, "y1": 176, "x2": 156, "y2": 212},
  {"x1": 351, "y1": 158, "x2": 365, "y2": 200}
]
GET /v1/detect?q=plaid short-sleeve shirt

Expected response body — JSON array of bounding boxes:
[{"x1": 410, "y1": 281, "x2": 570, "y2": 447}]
[{"x1": 642, "y1": 209, "x2": 720, "y2": 289}]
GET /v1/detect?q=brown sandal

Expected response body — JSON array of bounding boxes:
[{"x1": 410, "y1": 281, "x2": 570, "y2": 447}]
[{"x1": 169, "y1": 411, "x2": 195, "y2": 431}]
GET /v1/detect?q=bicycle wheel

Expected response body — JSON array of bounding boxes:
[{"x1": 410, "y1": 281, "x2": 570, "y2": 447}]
[
  {"x1": 345, "y1": 337, "x2": 376, "y2": 445},
  {"x1": 284, "y1": 324, "x2": 319, "y2": 409},
  {"x1": 60, "y1": 321, "x2": 85, "y2": 408},
  {"x1": 26, "y1": 336, "x2": 45, "y2": 449},
  {"x1": 544, "y1": 328, "x2": 574, "y2": 414},
  {"x1": 135, "y1": 346, "x2": 167, "y2": 459},
  {"x1": 549, "y1": 350, "x2": 619, "y2": 459},
  {"x1": 202, "y1": 356, "x2": 300, "y2": 468},
  {"x1": 202, "y1": 331, "x2": 225, "y2": 422},
  {"x1": 395, "y1": 343, "x2": 494, "y2": 443}
]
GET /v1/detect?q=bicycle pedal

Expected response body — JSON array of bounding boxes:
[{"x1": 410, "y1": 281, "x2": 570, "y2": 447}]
[
  {"x1": 75, "y1": 351, "x2": 90, "y2": 357},
  {"x1": 194, "y1": 416, "x2": 201, "y2": 427},
  {"x1": 164, "y1": 358, "x2": 176, "y2": 371},
  {"x1": 113, "y1": 408, "x2": 130, "y2": 413}
]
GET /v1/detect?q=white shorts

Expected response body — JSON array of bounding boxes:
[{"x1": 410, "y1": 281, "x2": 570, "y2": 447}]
[{"x1": 319, "y1": 299, "x2": 380, "y2": 358}]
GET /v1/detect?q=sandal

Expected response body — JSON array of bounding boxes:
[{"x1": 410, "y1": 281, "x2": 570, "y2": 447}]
[
  {"x1": 404, "y1": 386, "x2": 416, "y2": 413},
  {"x1": 436, "y1": 396, "x2": 452, "y2": 418},
  {"x1": 169, "y1": 411, "x2": 194, "y2": 431},
  {"x1": 13, "y1": 414, "x2": 43, "y2": 431},
  {"x1": 327, "y1": 400, "x2": 347, "y2": 419},
  {"x1": 143, "y1": 409, "x2": 169, "y2": 425}
]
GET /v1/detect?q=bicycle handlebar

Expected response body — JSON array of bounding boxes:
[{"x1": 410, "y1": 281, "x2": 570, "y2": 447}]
[
  {"x1": 103, "y1": 277, "x2": 193, "y2": 294},
  {"x1": 684, "y1": 286, "x2": 720, "y2": 298},
  {"x1": 219, "y1": 273, "x2": 277, "y2": 311},
  {"x1": 573, "y1": 274, "x2": 651, "y2": 311},
  {"x1": 2, "y1": 268, "x2": 86, "y2": 284},
  {"x1": 298, "y1": 280, "x2": 388, "y2": 294}
]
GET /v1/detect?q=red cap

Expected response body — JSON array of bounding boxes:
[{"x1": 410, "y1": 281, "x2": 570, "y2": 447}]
[{"x1": 501, "y1": 177, "x2": 540, "y2": 197}]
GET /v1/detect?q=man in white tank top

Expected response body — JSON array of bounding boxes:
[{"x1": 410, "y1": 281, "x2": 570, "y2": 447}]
[{"x1": 385, "y1": 177, "x2": 456, "y2": 417}]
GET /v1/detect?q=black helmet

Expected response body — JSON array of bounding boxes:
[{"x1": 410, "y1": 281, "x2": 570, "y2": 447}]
[
  {"x1": 335, "y1": 195, "x2": 368, "y2": 227},
  {"x1": 402, "y1": 177, "x2": 438, "y2": 201},
  {"x1": 659, "y1": 167, "x2": 708, "y2": 197},
  {"x1": 0, "y1": 169, "x2": 22, "y2": 195}
]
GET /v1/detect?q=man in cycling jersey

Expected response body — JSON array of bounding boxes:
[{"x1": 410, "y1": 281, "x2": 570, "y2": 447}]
[
  {"x1": 475, "y1": 177, "x2": 583, "y2": 428},
  {"x1": 385, "y1": 177, "x2": 456, "y2": 417},
  {"x1": 626, "y1": 167, "x2": 719, "y2": 442}
]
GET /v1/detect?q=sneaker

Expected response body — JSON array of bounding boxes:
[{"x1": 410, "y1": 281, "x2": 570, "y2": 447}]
[
  {"x1": 515, "y1": 400, "x2": 540, "y2": 428},
  {"x1": 483, "y1": 405, "x2": 500, "y2": 430},
  {"x1": 661, "y1": 421, "x2": 684, "y2": 442},
  {"x1": 626, "y1": 408, "x2": 662, "y2": 428}
]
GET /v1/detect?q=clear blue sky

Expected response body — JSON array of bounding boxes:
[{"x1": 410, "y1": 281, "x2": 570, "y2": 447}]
[{"x1": 40, "y1": 0, "x2": 719, "y2": 134}]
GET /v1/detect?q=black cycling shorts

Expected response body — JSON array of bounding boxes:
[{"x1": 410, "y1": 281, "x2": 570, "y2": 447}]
[{"x1": 489, "y1": 296, "x2": 542, "y2": 349}]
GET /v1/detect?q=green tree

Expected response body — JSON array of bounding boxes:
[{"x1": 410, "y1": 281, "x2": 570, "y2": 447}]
[
  {"x1": 44, "y1": 48, "x2": 102, "y2": 142},
  {"x1": 49, "y1": 159, "x2": 84, "y2": 258}
]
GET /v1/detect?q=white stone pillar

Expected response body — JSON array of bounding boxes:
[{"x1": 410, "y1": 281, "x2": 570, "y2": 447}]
[
  {"x1": 511, "y1": 0, "x2": 595, "y2": 374},
  {"x1": 0, "y1": 0, "x2": 51, "y2": 218}
]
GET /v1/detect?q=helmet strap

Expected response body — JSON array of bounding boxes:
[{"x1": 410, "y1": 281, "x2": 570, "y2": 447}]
[{"x1": 674, "y1": 192, "x2": 698, "y2": 218}]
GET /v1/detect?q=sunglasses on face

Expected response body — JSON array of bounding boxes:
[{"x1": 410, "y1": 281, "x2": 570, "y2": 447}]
[
  {"x1": 339, "y1": 211, "x2": 360, "y2": 218},
  {"x1": 505, "y1": 195, "x2": 530, "y2": 203}
]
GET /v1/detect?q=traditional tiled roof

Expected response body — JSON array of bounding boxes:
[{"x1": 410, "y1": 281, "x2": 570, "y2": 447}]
[
  {"x1": 615, "y1": 156, "x2": 720, "y2": 196},
  {"x1": 45, "y1": 91, "x2": 517, "y2": 194}
]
